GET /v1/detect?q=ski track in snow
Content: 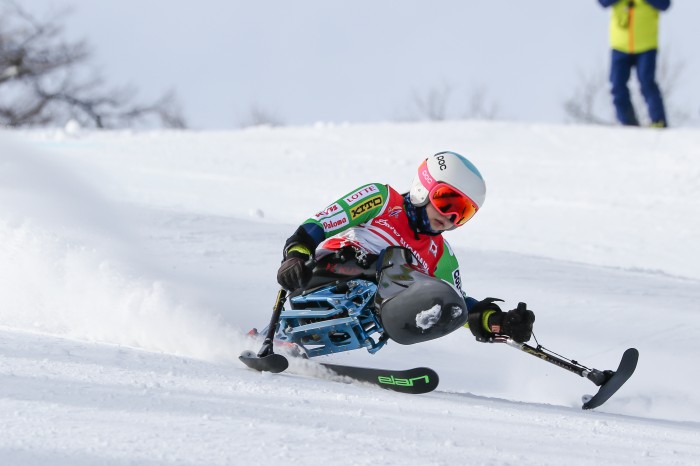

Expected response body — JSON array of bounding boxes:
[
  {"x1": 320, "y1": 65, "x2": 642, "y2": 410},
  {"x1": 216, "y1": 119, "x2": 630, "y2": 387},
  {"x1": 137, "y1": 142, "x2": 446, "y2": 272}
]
[{"x1": 1, "y1": 122, "x2": 700, "y2": 464}]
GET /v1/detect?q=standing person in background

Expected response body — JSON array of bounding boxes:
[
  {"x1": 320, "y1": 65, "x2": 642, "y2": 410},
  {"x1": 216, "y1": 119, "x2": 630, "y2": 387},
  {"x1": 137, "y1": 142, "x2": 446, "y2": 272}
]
[{"x1": 598, "y1": 0, "x2": 671, "y2": 128}]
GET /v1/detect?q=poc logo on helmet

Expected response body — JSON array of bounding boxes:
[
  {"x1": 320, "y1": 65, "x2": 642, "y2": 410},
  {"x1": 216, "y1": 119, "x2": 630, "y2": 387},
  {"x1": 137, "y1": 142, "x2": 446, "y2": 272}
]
[{"x1": 436, "y1": 154, "x2": 447, "y2": 171}]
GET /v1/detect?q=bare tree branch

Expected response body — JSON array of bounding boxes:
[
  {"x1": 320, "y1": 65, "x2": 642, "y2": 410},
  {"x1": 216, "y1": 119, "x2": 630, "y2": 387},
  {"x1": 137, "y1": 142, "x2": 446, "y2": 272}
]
[
  {"x1": 653, "y1": 48, "x2": 691, "y2": 125},
  {"x1": 563, "y1": 67, "x2": 613, "y2": 125},
  {"x1": 465, "y1": 84, "x2": 500, "y2": 120},
  {"x1": 0, "y1": 1, "x2": 187, "y2": 129},
  {"x1": 411, "y1": 82, "x2": 453, "y2": 121},
  {"x1": 400, "y1": 81, "x2": 501, "y2": 122},
  {"x1": 239, "y1": 103, "x2": 285, "y2": 128}
]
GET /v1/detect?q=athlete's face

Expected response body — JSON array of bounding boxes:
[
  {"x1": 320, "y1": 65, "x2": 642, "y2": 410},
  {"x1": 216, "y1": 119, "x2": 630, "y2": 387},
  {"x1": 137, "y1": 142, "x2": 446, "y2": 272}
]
[{"x1": 425, "y1": 203, "x2": 455, "y2": 232}]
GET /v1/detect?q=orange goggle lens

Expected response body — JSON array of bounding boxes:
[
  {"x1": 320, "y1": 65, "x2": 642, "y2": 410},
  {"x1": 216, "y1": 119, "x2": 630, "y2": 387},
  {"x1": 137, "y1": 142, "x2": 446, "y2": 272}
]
[{"x1": 429, "y1": 184, "x2": 478, "y2": 226}]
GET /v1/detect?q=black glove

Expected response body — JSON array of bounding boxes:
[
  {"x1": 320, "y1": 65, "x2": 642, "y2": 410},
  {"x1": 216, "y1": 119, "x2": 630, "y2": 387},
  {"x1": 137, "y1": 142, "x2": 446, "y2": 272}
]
[
  {"x1": 467, "y1": 298, "x2": 535, "y2": 343},
  {"x1": 488, "y1": 302, "x2": 535, "y2": 343},
  {"x1": 276, "y1": 251, "x2": 312, "y2": 291}
]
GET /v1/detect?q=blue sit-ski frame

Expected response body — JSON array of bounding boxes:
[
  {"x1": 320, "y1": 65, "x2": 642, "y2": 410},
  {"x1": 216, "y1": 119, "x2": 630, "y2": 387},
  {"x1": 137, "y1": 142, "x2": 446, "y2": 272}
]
[{"x1": 274, "y1": 279, "x2": 387, "y2": 358}]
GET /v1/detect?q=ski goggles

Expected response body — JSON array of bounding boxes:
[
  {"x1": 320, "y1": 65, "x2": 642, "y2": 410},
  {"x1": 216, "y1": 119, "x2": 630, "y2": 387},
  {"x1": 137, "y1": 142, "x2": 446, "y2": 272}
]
[{"x1": 428, "y1": 183, "x2": 478, "y2": 227}]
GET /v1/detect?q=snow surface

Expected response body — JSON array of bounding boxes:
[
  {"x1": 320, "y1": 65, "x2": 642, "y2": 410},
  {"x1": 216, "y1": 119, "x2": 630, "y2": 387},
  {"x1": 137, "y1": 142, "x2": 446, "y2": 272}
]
[
  {"x1": 1, "y1": 121, "x2": 699, "y2": 464},
  {"x1": 415, "y1": 304, "x2": 443, "y2": 331}
]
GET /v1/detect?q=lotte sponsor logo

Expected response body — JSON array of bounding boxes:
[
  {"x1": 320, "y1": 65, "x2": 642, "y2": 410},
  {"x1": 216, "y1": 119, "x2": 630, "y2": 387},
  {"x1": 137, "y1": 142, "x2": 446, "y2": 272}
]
[{"x1": 344, "y1": 185, "x2": 379, "y2": 206}]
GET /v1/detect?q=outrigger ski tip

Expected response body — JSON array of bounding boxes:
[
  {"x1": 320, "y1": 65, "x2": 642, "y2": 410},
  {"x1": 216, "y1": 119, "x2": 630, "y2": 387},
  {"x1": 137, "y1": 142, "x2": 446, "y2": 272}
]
[
  {"x1": 239, "y1": 350, "x2": 289, "y2": 373},
  {"x1": 495, "y1": 338, "x2": 639, "y2": 410},
  {"x1": 582, "y1": 347, "x2": 639, "y2": 410},
  {"x1": 239, "y1": 288, "x2": 291, "y2": 374}
]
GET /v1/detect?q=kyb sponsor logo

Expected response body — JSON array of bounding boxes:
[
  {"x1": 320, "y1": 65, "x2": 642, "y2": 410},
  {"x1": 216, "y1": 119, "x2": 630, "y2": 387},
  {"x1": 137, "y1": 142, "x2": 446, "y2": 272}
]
[
  {"x1": 321, "y1": 213, "x2": 348, "y2": 232},
  {"x1": 350, "y1": 195, "x2": 383, "y2": 219},
  {"x1": 314, "y1": 203, "x2": 341, "y2": 219},
  {"x1": 344, "y1": 185, "x2": 379, "y2": 206}
]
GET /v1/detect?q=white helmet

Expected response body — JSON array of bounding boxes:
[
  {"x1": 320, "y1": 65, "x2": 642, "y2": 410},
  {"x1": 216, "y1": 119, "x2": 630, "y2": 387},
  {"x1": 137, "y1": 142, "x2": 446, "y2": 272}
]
[{"x1": 409, "y1": 151, "x2": 485, "y2": 225}]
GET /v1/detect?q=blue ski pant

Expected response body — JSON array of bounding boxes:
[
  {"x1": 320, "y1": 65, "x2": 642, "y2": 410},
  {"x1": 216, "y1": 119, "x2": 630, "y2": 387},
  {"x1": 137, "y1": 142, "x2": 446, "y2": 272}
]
[{"x1": 610, "y1": 49, "x2": 667, "y2": 126}]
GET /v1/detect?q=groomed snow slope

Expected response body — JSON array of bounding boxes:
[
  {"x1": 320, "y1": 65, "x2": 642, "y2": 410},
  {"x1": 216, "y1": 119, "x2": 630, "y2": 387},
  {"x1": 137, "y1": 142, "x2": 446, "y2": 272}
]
[{"x1": 1, "y1": 121, "x2": 699, "y2": 464}]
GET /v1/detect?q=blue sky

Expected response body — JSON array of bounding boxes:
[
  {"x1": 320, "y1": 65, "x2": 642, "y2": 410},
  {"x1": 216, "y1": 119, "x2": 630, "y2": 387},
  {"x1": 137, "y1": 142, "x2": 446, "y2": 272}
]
[{"x1": 19, "y1": 0, "x2": 700, "y2": 129}]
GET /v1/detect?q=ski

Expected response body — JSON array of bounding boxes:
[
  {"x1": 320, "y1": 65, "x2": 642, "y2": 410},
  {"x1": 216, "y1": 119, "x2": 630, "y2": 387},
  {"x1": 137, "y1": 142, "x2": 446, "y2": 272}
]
[
  {"x1": 239, "y1": 349, "x2": 439, "y2": 395},
  {"x1": 320, "y1": 363, "x2": 439, "y2": 394},
  {"x1": 582, "y1": 348, "x2": 639, "y2": 410}
]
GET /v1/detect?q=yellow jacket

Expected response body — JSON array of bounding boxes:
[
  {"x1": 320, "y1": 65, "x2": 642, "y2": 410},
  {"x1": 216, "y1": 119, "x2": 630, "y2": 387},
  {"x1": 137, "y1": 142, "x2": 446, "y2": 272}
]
[{"x1": 608, "y1": 0, "x2": 662, "y2": 54}]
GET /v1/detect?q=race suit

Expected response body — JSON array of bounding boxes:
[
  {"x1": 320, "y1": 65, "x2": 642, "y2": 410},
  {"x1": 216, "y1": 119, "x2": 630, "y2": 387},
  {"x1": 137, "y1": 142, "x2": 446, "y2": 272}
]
[{"x1": 283, "y1": 183, "x2": 476, "y2": 310}]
